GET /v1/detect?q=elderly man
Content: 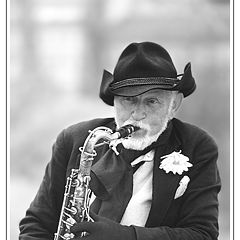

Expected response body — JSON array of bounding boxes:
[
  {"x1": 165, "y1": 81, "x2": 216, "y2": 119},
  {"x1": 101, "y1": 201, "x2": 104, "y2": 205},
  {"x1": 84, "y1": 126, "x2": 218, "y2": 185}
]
[{"x1": 19, "y1": 42, "x2": 221, "y2": 240}]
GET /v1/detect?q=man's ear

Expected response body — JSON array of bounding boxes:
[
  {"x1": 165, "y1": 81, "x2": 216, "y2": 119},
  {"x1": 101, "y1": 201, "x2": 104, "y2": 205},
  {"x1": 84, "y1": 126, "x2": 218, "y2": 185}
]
[{"x1": 171, "y1": 92, "x2": 183, "y2": 113}]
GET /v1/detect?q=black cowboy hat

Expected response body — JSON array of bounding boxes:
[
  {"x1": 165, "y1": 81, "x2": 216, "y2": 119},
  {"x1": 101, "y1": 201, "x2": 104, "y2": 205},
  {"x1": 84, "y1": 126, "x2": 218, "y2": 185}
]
[{"x1": 99, "y1": 42, "x2": 196, "y2": 106}]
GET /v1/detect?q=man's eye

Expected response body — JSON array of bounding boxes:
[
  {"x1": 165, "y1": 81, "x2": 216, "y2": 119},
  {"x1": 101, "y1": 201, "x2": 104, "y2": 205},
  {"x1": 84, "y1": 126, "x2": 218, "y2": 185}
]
[
  {"x1": 124, "y1": 97, "x2": 133, "y2": 101},
  {"x1": 123, "y1": 97, "x2": 135, "y2": 102},
  {"x1": 147, "y1": 98, "x2": 159, "y2": 104}
]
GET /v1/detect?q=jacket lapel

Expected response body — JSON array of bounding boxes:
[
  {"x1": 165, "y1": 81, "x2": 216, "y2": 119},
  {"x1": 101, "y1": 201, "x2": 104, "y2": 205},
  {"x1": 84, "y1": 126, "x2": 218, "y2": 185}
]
[{"x1": 146, "y1": 127, "x2": 182, "y2": 227}]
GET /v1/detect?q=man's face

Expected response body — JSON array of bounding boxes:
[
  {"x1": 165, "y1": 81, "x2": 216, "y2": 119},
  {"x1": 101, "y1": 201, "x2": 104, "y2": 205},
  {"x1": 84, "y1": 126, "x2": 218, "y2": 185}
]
[{"x1": 114, "y1": 89, "x2": 176, "y2": 150}]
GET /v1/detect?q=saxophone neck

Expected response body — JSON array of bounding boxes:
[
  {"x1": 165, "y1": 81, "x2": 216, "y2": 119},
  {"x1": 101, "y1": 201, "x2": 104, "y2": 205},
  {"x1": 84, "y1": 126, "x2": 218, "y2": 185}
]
[
  {"x1": 81, "y1": 127, "x2": 113, "y2": 153},
  {"x1": 80, "y1": 124, "x2": 140, "y2": 157}
]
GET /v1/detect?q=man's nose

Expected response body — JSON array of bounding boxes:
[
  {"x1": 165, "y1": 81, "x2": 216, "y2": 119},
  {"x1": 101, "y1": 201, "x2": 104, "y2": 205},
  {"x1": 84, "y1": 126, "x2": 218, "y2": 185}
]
[{"x1": 131, "y1": 103, "x2": 146, "y2": 121}]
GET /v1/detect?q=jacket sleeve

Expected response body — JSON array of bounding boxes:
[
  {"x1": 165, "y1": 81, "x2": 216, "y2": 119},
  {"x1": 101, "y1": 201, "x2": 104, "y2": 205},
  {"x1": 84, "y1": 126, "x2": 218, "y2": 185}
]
[
  {"x1": 19, "y1": 130, "x2": 70, "y2": 240},
  {"x1": 133, "y1": 133, "x2": 221, "y2": 240}
]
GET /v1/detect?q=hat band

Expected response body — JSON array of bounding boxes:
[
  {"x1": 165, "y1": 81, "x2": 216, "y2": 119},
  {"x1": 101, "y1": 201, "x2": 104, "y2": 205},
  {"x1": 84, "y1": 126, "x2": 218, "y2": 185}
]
[{"x1": 110, "y1": 77, "x2": 180, "y2": 90}]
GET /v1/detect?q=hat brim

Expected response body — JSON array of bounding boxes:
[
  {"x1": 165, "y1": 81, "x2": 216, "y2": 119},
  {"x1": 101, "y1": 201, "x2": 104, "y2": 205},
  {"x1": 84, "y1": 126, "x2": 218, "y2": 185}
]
[{"x1": 110, "y1": 84, "x2": 179, "y2": 97}]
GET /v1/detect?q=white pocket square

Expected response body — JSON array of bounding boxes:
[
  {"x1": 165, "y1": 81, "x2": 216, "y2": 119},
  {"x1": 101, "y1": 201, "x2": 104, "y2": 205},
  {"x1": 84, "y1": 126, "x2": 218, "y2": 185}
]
[{"x1": 174, "y1": 176, "x2": 190, "y2": 199}]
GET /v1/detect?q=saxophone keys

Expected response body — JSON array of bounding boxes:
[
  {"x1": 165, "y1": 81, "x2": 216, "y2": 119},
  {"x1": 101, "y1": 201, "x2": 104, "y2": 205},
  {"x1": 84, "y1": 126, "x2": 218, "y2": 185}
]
[{"x1": 63, "y1": 232, "x2": 75, "y2": 240}]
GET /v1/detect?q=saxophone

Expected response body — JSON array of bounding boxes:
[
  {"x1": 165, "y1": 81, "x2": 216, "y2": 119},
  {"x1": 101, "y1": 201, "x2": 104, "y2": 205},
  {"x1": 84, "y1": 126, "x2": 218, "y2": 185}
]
[{"x1": 54, "y1": 124, "x2": 139, "y2": 240}]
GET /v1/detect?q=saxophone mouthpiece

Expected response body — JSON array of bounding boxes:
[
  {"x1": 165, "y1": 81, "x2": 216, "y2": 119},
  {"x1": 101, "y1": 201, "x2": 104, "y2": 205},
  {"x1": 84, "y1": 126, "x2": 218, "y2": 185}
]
[{"x1": 114, "y1": 124, "x2": 140, "y2": 139}]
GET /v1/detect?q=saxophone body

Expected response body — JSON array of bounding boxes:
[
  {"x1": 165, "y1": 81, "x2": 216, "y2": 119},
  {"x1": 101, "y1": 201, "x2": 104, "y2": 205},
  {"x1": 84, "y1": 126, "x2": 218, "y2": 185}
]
[{"x1": 54, "y1": 125, "x2": 139, "y2": 240}]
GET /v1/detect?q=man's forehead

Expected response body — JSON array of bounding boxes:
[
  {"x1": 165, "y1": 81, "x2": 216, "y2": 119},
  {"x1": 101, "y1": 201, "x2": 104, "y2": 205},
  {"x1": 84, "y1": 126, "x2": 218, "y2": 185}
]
[
  {"x1": 114, "y1": 88, "x2": 175, "y2": 101},
  {"x1": 140, "y1": 89, "x2": 172, "y2": 98}
]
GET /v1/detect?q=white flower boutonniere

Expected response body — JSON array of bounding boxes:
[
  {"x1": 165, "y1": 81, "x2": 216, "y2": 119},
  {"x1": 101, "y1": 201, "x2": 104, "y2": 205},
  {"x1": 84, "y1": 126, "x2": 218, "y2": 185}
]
[{"x1": 159, "y1": 150, "x2": 192, "y2": 175}]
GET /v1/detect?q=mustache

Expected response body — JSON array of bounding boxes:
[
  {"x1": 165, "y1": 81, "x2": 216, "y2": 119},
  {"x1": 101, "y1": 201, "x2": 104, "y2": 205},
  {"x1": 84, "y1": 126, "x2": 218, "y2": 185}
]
[{"x1": 122, "y1": 120, "x2": 151, "y2": 131}]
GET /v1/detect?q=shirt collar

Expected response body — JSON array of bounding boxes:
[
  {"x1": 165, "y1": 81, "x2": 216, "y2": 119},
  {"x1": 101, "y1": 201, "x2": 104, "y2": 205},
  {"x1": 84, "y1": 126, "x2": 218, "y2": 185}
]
[{"x1": 131, "y1": 150, "x2": 155, "y2": 166}]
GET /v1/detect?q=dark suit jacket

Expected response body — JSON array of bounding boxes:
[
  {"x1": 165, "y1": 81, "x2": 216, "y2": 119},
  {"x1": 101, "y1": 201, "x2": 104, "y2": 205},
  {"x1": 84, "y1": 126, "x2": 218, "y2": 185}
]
[{"x1": 19, "y1": 118, "x2": 221, "y2": 240}]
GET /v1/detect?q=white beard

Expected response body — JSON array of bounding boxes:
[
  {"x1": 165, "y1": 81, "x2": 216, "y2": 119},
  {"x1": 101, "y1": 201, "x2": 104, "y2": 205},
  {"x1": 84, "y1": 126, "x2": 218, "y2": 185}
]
[
  {"x1": 119, "y1": 117, "x2": 169, "y2": 150},
  {"x1": 114, "y1": 97, "x2": 175, "y2": 150}
]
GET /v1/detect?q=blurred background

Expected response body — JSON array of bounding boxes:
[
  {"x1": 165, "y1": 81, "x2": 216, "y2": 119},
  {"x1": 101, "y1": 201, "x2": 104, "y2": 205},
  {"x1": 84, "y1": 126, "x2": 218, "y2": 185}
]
[{"x1": 10, "y1": 0, "x2": 230, "y2": 239}]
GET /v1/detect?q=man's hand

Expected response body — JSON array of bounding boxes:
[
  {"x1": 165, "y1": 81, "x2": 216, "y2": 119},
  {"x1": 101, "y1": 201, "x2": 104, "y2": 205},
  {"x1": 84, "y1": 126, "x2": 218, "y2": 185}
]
[{"x1": 71, "y1": 213, "x2": 136, "y2": 240}]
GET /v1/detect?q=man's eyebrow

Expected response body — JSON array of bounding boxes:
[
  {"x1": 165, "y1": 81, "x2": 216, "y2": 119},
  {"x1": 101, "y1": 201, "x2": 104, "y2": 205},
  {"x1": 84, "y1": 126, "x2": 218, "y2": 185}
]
[{"x1": 145, "y1": 93, "x2": 165, "y2": 99}]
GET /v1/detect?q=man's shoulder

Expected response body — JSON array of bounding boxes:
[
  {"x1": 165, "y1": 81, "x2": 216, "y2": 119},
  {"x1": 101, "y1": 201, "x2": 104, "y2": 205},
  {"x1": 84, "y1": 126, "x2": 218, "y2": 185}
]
[
  {"x1": 67, "y1": 117, "x2": 114, "y2": 130},
  {"x1": 61, "y1": 117, "x2": 115, "y2": 143},
  {"x1": 172, "y1": 118, "x2": 217, "y2": 147},
  {"x1": 172, "y1": 118, "x2": 209, "y2": 135},
  {"x1": 65, "y1": 117, "x2": 115, "y2": 135}
]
